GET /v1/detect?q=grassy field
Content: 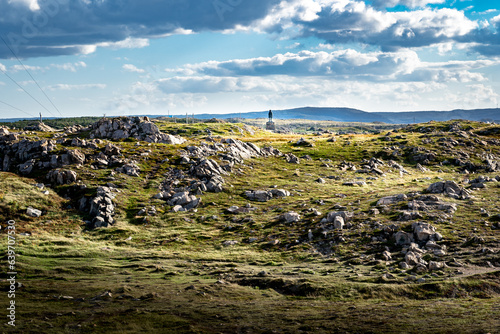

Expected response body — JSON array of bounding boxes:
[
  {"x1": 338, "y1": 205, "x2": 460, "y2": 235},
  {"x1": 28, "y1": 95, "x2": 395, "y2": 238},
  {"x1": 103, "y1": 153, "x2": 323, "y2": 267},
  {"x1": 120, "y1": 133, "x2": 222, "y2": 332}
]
[{"x1": 0, "y1": 118, "x2": 499, "y2": 333}]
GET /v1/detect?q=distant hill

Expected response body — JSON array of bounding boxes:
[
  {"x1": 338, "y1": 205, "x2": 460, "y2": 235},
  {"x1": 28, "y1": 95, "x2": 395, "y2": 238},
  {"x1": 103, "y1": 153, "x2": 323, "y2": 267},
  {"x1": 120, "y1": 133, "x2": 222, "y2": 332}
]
[
  {"x1": 1, "y1": 107, "x2": 499, "y2": 124},
  {"x1": 195, "y1": 107, "x2": 500, "y2": 124},
  {"x1": 373, "y1": 109, "x2": 500, "y2": 124}
]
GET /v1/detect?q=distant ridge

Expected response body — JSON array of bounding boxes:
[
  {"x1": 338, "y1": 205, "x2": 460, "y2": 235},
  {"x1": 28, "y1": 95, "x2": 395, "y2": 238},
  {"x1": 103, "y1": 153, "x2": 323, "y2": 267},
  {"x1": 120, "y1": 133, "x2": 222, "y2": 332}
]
[
  {"x1": 194, "y1": 107, "x2": 500, "y2": 124},
  {"x1": 1, "y1": 107, "x2": 499, "y2": 124}
]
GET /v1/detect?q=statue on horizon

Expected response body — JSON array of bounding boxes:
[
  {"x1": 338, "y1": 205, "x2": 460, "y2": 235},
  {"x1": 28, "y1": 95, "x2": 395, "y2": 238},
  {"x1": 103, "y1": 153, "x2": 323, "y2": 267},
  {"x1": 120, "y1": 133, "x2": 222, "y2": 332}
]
[{"x1": 266, "y1": 109, "x2": 276, "y2": 131}]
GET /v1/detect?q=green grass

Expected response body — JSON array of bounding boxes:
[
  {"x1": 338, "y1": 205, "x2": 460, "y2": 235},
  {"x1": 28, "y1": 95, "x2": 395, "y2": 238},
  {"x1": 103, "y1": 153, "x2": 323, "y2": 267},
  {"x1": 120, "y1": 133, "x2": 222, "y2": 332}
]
[{"x1": 1, "y1": 118, "x2": 499, "y2": 333}]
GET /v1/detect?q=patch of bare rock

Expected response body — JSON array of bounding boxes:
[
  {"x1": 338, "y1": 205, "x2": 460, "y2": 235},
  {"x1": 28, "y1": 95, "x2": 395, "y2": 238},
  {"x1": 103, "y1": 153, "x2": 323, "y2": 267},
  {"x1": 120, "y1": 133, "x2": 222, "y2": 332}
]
[{"x1": 90, "y1": 116, "x2": 186, "y2": 144}]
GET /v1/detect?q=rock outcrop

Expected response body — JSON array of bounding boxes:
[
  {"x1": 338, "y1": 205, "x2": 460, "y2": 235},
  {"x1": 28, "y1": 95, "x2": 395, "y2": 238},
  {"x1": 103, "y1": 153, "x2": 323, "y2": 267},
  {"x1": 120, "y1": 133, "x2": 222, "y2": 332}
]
[
  {"x1": 46, "y1": 169, "x2": 78, "y2": 185},
  {"x1": 90, "y1": 117, "x2": 186, "y2": 144},
  {"x1": 427, "y1": 180, "x2": 471, "y2": 199},
  {"x1": 79, "y1": 187, "x2": 116, "y2": 229},
  {"x1": 245, "y1": 189, "x2": 290, "y2": 202}
]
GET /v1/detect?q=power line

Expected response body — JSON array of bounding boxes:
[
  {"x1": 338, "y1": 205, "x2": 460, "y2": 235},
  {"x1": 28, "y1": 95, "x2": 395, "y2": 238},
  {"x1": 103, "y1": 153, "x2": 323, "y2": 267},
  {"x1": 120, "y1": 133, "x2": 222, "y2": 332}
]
[
  {"x1": 0, "y1": 99, "x2": 36, "y2": 118},
  {"x1": 0, "y1": 35, "x2": 62, "y2": 117},
  {"x1": 0, "y1": 65, "x2": 56, "y2": 117}
]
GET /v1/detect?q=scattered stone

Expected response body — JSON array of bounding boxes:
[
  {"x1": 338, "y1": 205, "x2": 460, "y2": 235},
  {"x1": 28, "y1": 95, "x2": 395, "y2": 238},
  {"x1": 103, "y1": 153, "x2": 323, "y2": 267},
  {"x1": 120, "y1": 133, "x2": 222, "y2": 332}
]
[
  {"x1": 333, "y1": 216, "x2": 345, "y2": 230},
  {"x1": 377, "y1": 194, "x2": 407, "y2": 206},
  {"x1": 245, "y1": 190, "x2": 273, "y2": 202},
  {"x1": 428, "y1": 261, "x2": 445, "y2": 271},
  {"x1": 395, "y1": 231, "x2": 414, "y2": 246},
  {"x1": 427, "y1": 180, "x2": 471, "y2": 200},
  {"x1": 280, "y1": 212, "x2": 301, "y2": 223},
  {"x1": 116, "y1": 163, "x2": 141, "y2": 177},
  {"x1": 222, "y1": 240, "x2": 239, "y2": 247},
  {"x1": 343, "y1": 181, "x2": 366, "y2": 187},
  {"x1": 295, "y1": 137, "x2": 314, "y2": 147},
  {"x1": 26, "y1": 206, "x2": 42, "y2": 218},
  {"x1": 285, "y1": 153, "x2": 300, "y2": 164},
  {"x1": 412, "y1": 222, "x2": 437, "y2": 242}
]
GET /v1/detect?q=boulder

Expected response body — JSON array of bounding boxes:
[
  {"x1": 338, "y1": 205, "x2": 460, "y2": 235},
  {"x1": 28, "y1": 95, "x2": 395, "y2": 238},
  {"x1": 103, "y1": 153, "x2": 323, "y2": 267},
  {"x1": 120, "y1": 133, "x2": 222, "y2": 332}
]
[
  {"x1": 104, "y1": 143, "x2": 121, "y2": 156},
  {"x1": 191, "y1": 159, "x2": 227, "y2": 178},
  {"x1": 326, "y1": 211, "x2": 353, "y2": 223},
  {"x1": 382, "y1": 250, "x2": 392, "y2": 261},
  {"x1": 19, "y1": 159, "x2": 35, "y2": 175},
  {"x1": 285, "y1": 153, "x2": 300, "y2": 164},
  {"x1": 26, "y1": 206, "x2": 42, "y2": 218},
  {"x1": 280, "y1": 211, "x2": 301, "y2": 223},
  {"x1": 270, "y1": 189, "x2": 290, "y2": 198},
  {"x1": 116, "y1": 163, "x2": 140, "y2": 177},
  {"x1": 377, "y1": 194, "x2": 407, "y2": 206},
  {"x1": 427, "y1": 180, "x2": 471, "y2": 199},
  {"x1": 46, "y1": 169, "x2": 78, "y2": 185},
  {"x1": 206, "y1": 176, "x2": 225, "y2": 193},
  {"x1": 394, "y1": 231, "x2": 413, "y2": 246},
  {"x1": 428, "y1": 261, "x2": 445, "y2": 271},
  {"x1": 333, "y1": 216, "x2": 344, "y2": 230},
  {"x1": 405, "y1": 251, "x2": 420, "y2": 266},
  {"x1": 412, "y1": 222, "x2": 436, "y2": 242},
  {"x1": 245, "y1": 190, "x2": 273, "y2": 202}
]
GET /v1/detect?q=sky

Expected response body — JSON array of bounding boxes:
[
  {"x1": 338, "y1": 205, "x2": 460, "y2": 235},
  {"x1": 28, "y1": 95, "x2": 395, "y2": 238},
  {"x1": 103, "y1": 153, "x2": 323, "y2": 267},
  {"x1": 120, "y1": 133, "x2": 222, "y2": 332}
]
[{"x1": 1, "y1": 0, "x2": 500, "y2": 118}]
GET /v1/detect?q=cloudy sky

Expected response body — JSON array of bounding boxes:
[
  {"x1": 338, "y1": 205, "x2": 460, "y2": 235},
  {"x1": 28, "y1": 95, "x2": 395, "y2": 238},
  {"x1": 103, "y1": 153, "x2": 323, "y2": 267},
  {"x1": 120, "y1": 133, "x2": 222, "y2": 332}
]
[{"x1": 1, "y1": 0, "x2": 500, "y2": 118}]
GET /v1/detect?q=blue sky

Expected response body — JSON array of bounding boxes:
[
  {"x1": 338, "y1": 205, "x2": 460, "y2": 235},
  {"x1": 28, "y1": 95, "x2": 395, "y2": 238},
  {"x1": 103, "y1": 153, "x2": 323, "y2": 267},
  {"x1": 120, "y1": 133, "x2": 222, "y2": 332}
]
[{"x1": 1, "y1": 0, "x2": 500, "y2": 118}]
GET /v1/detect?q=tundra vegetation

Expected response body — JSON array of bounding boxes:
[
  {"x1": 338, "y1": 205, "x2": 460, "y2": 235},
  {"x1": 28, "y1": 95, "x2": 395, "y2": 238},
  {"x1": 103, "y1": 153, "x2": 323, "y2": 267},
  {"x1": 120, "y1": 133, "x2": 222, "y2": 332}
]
[{"x1": 0, "y1": 117, "x2": 498, "y2": 333}]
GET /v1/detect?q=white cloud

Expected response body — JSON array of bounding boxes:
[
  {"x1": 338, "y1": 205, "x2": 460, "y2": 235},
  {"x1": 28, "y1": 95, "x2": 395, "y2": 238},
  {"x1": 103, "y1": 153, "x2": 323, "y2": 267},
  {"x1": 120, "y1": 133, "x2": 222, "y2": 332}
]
[
  {"x1": 51, "y1": 62, "x2": 87, "y2": 72},
  {"x1": 0, "y1": 63, "x2": 6, "y2": 72},
  {"x1": 10, "y1": 64, "x2": 43, "y2": 72},
  {"x1": 123, "y1": 64, "x2": 146, "y2": 73},
  {"x1": 98, "y1": 37, "x2": 150, "y2": 50},
  {"x1": 166, "y1": 48, "x2": 498, "y2": 84},
  {"x1": 8, "y1": 62, "x2": 87, "y2": 73},
  {"x1": 252, "y1": 1, "x2": 478, "y2": 51},
  {"x1": 8, "y1": 0, "x2": 39, "y2": 11},
  {"x1": 443, "y1": 84, "x2": 498, "y2": 108},
  {"x1": 372, "y1": 0, "x2": 446, "y2": 8},
  {"x1": 47, "y1": 84, "x2": 107, "y2": 91}
]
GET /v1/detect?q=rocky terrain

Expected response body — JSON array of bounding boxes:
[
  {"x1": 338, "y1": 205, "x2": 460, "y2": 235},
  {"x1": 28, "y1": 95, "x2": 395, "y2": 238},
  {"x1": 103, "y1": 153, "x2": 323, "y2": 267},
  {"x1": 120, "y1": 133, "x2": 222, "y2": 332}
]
[{"x1": 0, "y1": 118, "x2": 498, "y2": 333}]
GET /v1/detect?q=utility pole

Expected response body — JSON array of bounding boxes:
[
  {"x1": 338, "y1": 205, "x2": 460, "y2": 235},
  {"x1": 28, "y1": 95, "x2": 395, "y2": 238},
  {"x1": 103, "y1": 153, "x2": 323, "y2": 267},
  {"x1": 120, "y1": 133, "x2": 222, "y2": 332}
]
[
  {"x1": 39, "y1": 112, "x2": 42, "y2": 123},
  {"x1": 186, "y1": 113, "x2": 188, "y2": 124}
]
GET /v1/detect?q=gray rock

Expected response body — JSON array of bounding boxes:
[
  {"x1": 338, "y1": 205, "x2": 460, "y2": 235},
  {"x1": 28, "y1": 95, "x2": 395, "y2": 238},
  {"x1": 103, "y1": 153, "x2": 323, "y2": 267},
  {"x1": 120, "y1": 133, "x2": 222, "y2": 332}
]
[
  {"x1": 116, "y1": 163, "x2": 140, "y2": 177},
  {"x1": 245, "y1": 190, "x2": 273, "y2": 202},
  {"x1": 19, "y1": 159, "x2": 35, "y2": 174},
  {"x1": 46, "y1": 169, "x2": 77, "y2": 185},
  {"x1": 333, "y1": 216, "x2": 345, "y2": 230},
  {"x1": 405, "y1": 251, "x2": 420, "y2": 266},
  {"x1": 222, "y1": 240, "x2": 239, "y2": 247},
  {"x1": 270, "y1": 189, "x2": 290, "y2": 197},
  {"x1": 412, "y1": 222, "x2": 436, "y2": 242},
  {"x1": 280, "y1": 212, "x2": 301, "y2": 223},
  {"x1": 285, "y1": 153, "x2": 300, "y2": 164},
  {"x1": 428, "y1": 261, "x2": 445, "y2": 271},
  {"x1": 172, "y1": 205, "x2": 184, "y2": 212},
  {"x1": 427, "y1": 180, "x2": 471, "y2": 199},
  {"x1": 66, "y1": 149, "x2": 86, "y2": 165},
  {"x1": 395, "y1": 231, "x2": 414, "y2": 246},
  {"x1": 377, "y1": 194, "x2": 407, "y2": 206},
  {"x1": 26, "y1": 206, "x2": 42, "y2": 218},
  {"x1": 326, "y1": 211, "x2": 353, "y2": 223},
  {"x1": 90, "y1": 116, "x2": 186, "y2": 144}
]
